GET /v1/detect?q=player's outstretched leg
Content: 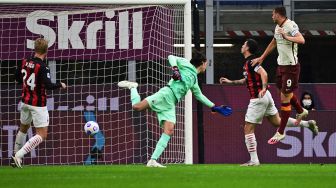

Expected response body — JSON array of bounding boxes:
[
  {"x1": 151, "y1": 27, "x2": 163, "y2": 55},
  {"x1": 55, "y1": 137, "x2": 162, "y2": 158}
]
[
  {"x1": 13, "y1": 134, "x2": 43, "y2": 168},
  {"x1": 287, "y1": 118, "x2": 318, "y2": 136},
  {"x1": 118, "y1": 80, "x2": 138, "y2": 89},
  {"x1": 118, "y1": 81, "x2": 141, "y2": 106},
  {"x1": 13, "y1": 127, "x2": 46, "y2": 168}
]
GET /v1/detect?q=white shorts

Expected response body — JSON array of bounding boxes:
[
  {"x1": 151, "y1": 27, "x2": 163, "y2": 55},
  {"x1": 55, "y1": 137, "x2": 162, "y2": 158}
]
[
  {"x1": 245, "y1": 90, "x2": 278, "y2": 124},
  {"x1": 20, "y1": 103, "x2": 49, "y2": 128}
]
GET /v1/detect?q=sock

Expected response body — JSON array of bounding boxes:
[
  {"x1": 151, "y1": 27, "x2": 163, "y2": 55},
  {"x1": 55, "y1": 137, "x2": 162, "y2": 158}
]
[
  {"x1": 278, "y1": 103, "x2": 291, "y2": 134},
  {"x1": 15, "y1": 134, "x2": 43, "y2": 159},
  {"x1": 130, "y1": 88, "x2": 141, "y2": 106},
  {"x1": 14, "y1": 131, "x2": 27, "y2": 154},
  {"x1": 290, "y1": 94, "x2": 304, "y2": 114},
  {"x1": 287, "y1": 117, "x2": 309, "y2": 128},
  {"x1": 151, "y1": 133, "x2": 171, "y2": 160},
  {"x1": 245, "y1": 133, "x2": 259, "y2": 162}
]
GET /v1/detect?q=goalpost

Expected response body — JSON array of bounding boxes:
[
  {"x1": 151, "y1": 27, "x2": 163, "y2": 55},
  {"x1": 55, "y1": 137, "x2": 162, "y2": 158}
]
[{"x1": 0, "y1": 0, "x2": 192, "y2": 165}]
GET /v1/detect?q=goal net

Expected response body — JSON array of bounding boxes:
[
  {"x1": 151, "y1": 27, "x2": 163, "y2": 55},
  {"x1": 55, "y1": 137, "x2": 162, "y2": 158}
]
[{"x1": 0, "y1": 1, "x2": 191, "y2": 165}]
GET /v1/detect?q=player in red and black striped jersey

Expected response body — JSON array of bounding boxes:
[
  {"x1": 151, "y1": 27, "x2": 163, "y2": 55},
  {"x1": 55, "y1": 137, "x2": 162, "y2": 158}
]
[
  {"x1": 11, "y1": 38, "x2": 66, "y2": 168},
  {"x1": 220, "y1": 39, "x2": 318, "y2": 166},
  {"x1": 15, "y1": 57, "x2": 63, "y2": 107},
  {"x1": 243, "y1": 54, "x2": 267, "y2": 99}
]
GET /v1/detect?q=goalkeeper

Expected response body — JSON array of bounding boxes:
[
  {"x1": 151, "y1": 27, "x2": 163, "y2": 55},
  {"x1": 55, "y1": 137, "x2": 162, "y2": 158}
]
[{"x1": 118, "y1": 53, "x2": 232, "y2": 168}]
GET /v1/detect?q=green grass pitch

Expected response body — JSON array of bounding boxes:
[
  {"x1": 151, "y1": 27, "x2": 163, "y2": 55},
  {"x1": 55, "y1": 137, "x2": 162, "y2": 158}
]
[{"x1": 1, "y1": 164, "x2": 335, "y2": 188}]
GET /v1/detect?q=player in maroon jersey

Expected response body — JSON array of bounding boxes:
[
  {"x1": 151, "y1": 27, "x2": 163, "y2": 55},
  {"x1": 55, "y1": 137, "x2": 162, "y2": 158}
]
[
  {"x1": 11, "y1": 38, "x2": 66, "y2": 168},
  {"x1": 220, "y1": 39, "x2": 318, "y2": 166}
]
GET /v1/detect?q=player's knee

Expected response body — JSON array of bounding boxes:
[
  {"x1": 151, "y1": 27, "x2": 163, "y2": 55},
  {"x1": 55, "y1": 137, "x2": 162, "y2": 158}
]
[
  {"x1": 244, "y1": 123, "x2": 255, "y2": 134},
  {"x1": 163, "y1": 127, "x2": 174, "y2": 136},
  {"x1": 164, "y1": 129, "x2": 174, "y2": 136},
  {"x1": 36, "y1": 128, "x2": 48, "y2": 140},
  {"x1": 41, "y1": 134, "x2": 47, "y2": 140},
  {"x1": 19, "y1": 124, "x2": 30, "y2": 133}
]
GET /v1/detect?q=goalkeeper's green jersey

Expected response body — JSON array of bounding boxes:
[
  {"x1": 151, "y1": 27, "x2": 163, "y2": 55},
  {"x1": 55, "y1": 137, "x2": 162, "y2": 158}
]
[{"x1": 167, "y1": 55, "x2": 214, "y2": 108}]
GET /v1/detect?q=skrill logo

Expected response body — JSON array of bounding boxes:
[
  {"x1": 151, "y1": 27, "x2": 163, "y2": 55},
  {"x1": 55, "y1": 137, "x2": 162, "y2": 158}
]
[
  {"x1": 25, "y1": 10, "x2": 143, "y2": 50},
  {"x1": 277, "y1": 127, "x2": 336, "y2": 157}
]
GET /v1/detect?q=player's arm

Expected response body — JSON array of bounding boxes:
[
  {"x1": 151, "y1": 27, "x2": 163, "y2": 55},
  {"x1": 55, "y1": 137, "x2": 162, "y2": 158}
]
[
  {"x1": 219, "y1": 77, "x2": 245, "y2": 85},
  {"x1": 251, "y1": 38, "x2": 276, "y2": 66},
  {"x1": 190, "y1": 83, "x2": 215, "y2": 108},
  {"x1": 278, "y1": 28, "x2": 305, "y2": 44},
  {"x1": 256, "y1": 66, "x2": 268, "y2": 98},
  {"x1": 41, "y1": 65, "x2": 66, "y2": 90},
  {"x1": 191, "y1": 84, "x2": 233, "y2": 116}
]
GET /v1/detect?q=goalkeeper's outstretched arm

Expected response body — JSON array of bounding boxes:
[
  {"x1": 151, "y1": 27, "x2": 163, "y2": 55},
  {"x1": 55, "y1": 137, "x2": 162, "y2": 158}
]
[
  {"x1": 191, "y1": 83, "x2": 233, "y2": 117},
  {"x1": 190, "y1": 83, "x2": 214, "y2": 108}
]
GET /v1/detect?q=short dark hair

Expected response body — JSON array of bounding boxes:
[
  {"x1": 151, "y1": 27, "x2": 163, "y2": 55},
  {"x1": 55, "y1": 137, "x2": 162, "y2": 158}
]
[
  {"x1": 273, "y1": 6, "x2": 287, "y2": 17},
  {"x1": 190, "y1": 50, "x2": 207, "y2": 68},
  {"x1": 246, "y1": 39, "x2": 258, "y2": 54}
]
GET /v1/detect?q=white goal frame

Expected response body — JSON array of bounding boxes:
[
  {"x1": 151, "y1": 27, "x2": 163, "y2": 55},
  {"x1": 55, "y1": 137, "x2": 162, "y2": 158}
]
[{"x1": 2, "y1": 0, "x2": 193, "y2": 164}]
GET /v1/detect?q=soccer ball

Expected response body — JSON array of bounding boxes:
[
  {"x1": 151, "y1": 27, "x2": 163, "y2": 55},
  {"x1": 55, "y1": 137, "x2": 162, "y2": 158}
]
[{"x1": 84, "y1": 121, "x2": 99, "y2": 136}]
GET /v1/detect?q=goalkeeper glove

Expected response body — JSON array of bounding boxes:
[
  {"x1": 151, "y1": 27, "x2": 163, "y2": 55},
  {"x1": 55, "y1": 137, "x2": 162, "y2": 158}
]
[
  {"x1": 172, "y1": 66, "x2": 182, "y2": 81},
  {"x1": 211, "y1": 105, "x2": 233, "y2": 116}
]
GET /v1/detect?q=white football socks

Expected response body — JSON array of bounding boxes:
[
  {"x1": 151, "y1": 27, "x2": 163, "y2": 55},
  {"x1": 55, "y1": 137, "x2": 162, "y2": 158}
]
[
  {"x1": 15, "y1": 134, "x2": 43, "y2": 159},
  {"x1": 287, "y1": 117, "x2": 309, "y2": 128},
  {"x1": 245, "y1": 133, "x2": 259, "y2": 163},
  {"x1": 14, "y1": 131, "x2": 27, "y2": 154}
]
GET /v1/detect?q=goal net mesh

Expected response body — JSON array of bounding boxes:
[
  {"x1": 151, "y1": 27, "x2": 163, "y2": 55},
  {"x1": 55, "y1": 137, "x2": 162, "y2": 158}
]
[{"x1": 0, "y1": 4, "x2": 186, "y2": 165}]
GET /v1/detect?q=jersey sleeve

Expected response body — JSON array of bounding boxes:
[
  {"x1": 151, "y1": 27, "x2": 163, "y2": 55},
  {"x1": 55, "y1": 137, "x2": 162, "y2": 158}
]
[
  {"x1": 289, "y1": 21, "x2": 299, "y2": 36},
  {"x1": 41, "y1": 65, "x2": 62, "y2": 90},
  {"x1": 168, "y1": 55, "x2": 178, "y2": 67},
  {"x1": 190, "y1": 83, "x2": 215, "y2": 108},
  {"x1": 168, "y1": 55, "x2": 190, "y2": 67}
]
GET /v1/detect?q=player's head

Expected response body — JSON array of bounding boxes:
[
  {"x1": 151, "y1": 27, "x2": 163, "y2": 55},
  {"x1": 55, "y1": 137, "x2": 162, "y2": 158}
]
[
  {"x1": 34, "y1": 38, "x2": 48, "y2": 56},
  {"x1": 241, "y1": 39, "x2": 258, "y2": 55},
  {"x1": 272, "y1": 6, "x2": 287, "y2": 23},
  {"x1": 190, "y1": 51, "x2": 207, "y2": 73}
]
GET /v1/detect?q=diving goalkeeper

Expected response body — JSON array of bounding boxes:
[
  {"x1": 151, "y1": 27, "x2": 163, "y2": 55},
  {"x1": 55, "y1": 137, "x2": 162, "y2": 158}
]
[{"x1": 118, "y1": 53, "x2": 232, "y2": 167}]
